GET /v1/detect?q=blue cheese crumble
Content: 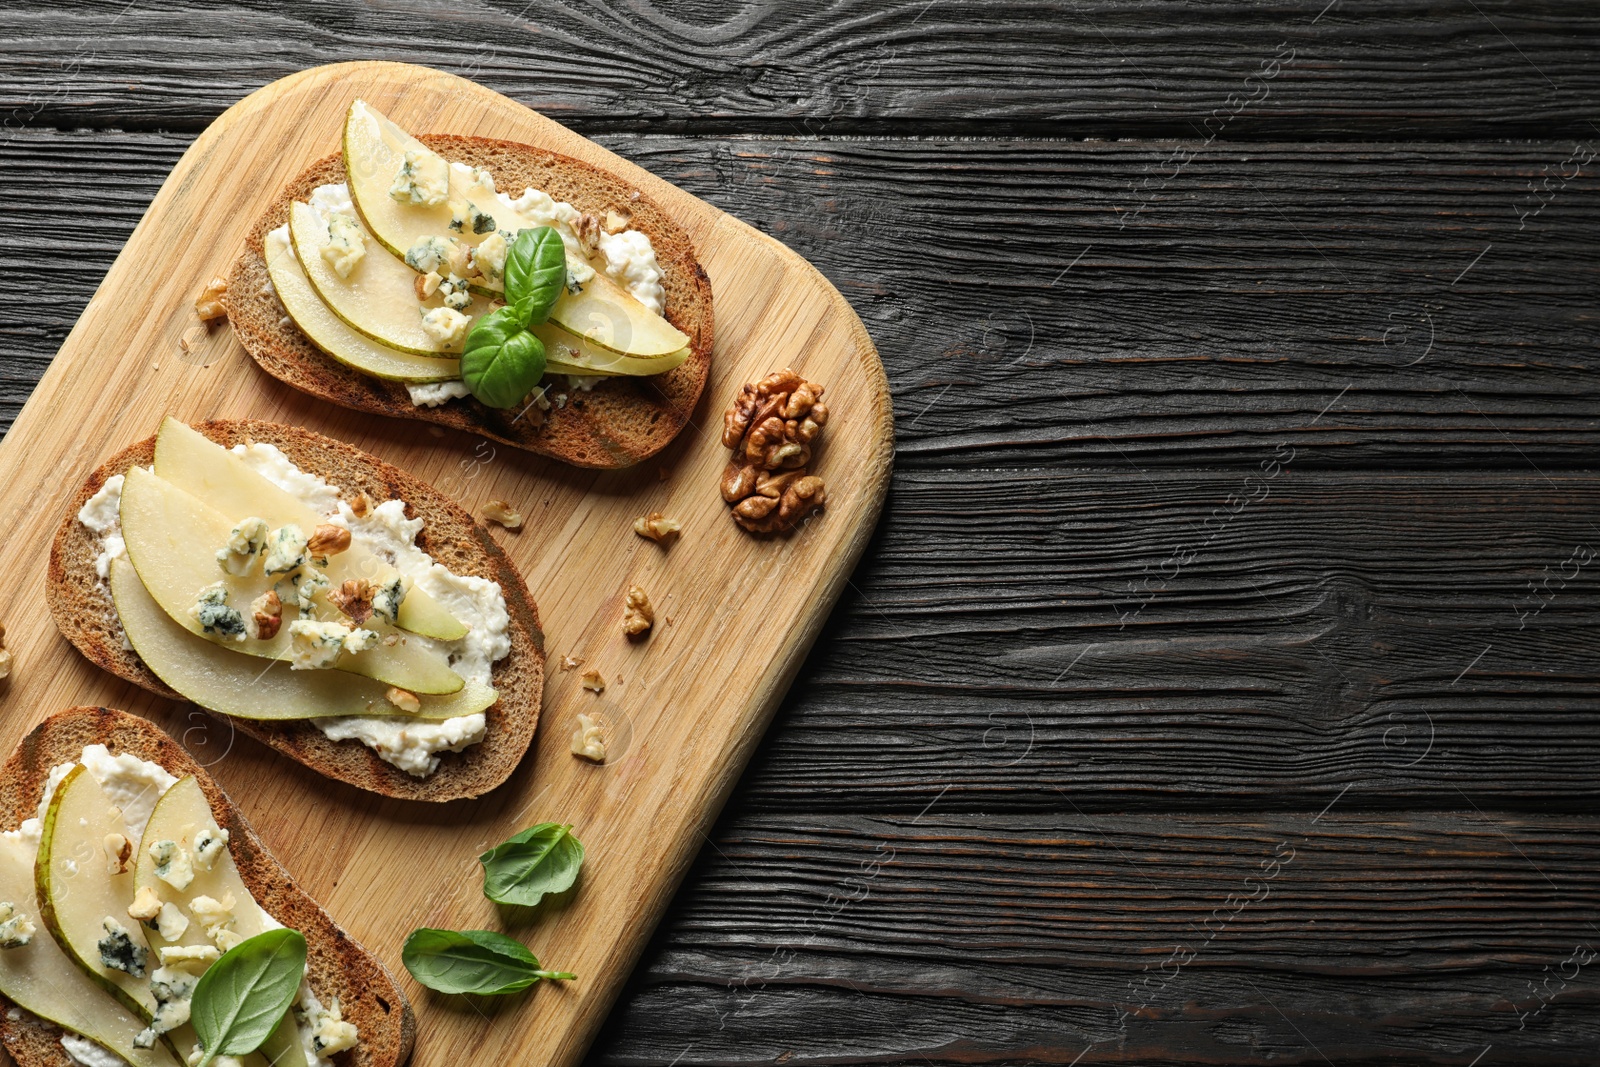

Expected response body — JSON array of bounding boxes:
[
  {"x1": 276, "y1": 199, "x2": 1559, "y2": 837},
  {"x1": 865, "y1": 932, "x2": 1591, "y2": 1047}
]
[
  {"x1": 215, "y1": 516, "x2": 269, "y2": 575},
  {"x1": 0, "y1": 901, "x2": 35, "y2": 948},
  {"x1": 97, "y1": 916, "x2": 147, "y2": 977},
  {"x1": 148, "y1": 839, "x2": 194, "y2": 891},
  {"x1": 262, "y1": 524, "x2": 310, "y2": 575},
  {"x1": 191, "y1": 584, "x2": 246, "y2": 641},
  {"x1": 321, "y1": 213, "x2": 367, "y2": 279},
  {"x1": 389, "y1": 148, "x2": 449, "y2": 206}
]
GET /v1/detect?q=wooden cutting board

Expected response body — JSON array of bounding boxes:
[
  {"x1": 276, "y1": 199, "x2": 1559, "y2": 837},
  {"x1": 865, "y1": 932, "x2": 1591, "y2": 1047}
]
[{"x1": 0, "y1": 62, "x2": 892, "y2": 1067}]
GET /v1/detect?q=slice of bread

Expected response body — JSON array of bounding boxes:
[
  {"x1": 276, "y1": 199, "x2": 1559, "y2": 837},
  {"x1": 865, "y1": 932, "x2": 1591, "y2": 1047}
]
[
  {"x1": 0, "y1": 706, "x2": 415, "y2": 1067},
  {"x1": 46, "y1": 419, "x2": 545, "y2": 803},
  {"x1": 227, "y1": 136, "x2": 714, "y2": 469}
]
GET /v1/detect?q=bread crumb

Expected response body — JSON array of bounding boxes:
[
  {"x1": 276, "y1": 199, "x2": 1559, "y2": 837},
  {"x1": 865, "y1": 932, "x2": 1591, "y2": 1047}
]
[
  {"x1": 581, "y1": 668, "x2": 606, "y2": 693},
  {"x1": 481, "y1": 499, "x2": 523, "y2": 529},
  {"x1": 560, "y1": 655, "x2": 583, "y2": 671}
]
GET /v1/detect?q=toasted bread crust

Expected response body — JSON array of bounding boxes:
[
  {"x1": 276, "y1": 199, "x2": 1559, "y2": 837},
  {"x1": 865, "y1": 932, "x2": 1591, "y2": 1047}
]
[
  {"x1": 46, "y1": 420, "x2": 545, "y2": 802},
  {"x1": 0, "y1": 707, "x2": 416, "y2": 1067},
  {"x1": 228, "y1": 135, "x2": 714, "y2": 469}
]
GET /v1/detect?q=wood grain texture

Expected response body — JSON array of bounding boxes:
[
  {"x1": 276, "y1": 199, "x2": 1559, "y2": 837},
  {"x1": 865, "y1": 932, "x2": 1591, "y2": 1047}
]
[
  {"x1": 597, "y1": 812, "x2": 1600, "y2": 1064},
  {"x1": 0, "y1": 1, "x2": 1597, "y2": 137},
  {"x1": 6, "y1": 133, "x2": 1600, "y2": 467},
  {"x1": 0, "y1": 62, "x2": 892, "y2": 1067}
]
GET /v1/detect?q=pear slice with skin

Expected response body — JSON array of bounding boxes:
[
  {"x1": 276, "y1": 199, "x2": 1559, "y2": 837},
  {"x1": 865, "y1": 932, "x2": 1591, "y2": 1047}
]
[
  {"x1": 265, "y1": 224, "x2": 461, "y2": 383},
  {"x1": 153, "y1": 418, "x2": 469, "y2": 643},
  {"x1": 342, "y1": 99, "x2": 691, "y2": 360},
  {"x1": 0, "y1": 834, "x2": 183, "y2": 1067},
  {"x1": 111, "y1": 556, "x2": 494, "y2": 721},
  {"x1": 134, "y1": 778, "x2": 310, "y2": 1067},
  {"x1": 291, "y1": 200, "x2": 496, "y2": 357},
  {"x1": 35, "y1": 765, "x2": 160, "y2": 1022},
  {"x1": 119, "y1": 467, "x2": 464, "y2": 696}
]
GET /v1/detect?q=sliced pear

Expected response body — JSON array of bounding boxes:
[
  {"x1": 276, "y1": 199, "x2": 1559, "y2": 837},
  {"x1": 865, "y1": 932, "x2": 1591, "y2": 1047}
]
[
  {"x1": 36, "y1": 766, "x2": 158, "y2": 1020},
  {"x1": 291, "y1": 201, "x2": 495, "y2": 356},
  {"x1": 265, "y1": 225, "x2": 461, "y2": 383},
  {"x1": 344, "y1": 99, "x2": 466, "y2": 263},
  {"x1": 0, "y1": 834, "x2": 182, "y2": 1067},
  {"x1": 152, "y1": 418, "x2": 469, "y2": 643},
  {"x1": 111, "y1": 557, "x2": 493, "y2": 722},
  {"x1": 344, "y1": 100, "x2": 691, "y2": 358},
  {"x1": 132, "y1": 778, "x2": 308, "y2": 1067},
  {"x1": 545, "y1": 269, "x2": 689, "y2": 359},
  {"x1": 119, "y1": 468, "x2": 464, "y2": 696},
  {"x1": 534, "y1": 320, "x2": 689, "y2": 377}
]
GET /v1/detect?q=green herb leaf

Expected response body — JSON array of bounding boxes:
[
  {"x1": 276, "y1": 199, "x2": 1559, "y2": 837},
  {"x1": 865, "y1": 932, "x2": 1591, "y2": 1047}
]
[
  {"x1": 189, "y1": 929, "x2": 307, "y2": 1067},
  {"x1": 402, "y1": 929, "x2": 575, "y2": 995},
  {"x1": 502, "y1": 226, "x2": 566, "y2": 325},
  {"x1": 479, "y1": 823, "x2": 585, "y2": 907},
  {"x1": 460, "y1": 306, "x2": 547, "y2": 409}
]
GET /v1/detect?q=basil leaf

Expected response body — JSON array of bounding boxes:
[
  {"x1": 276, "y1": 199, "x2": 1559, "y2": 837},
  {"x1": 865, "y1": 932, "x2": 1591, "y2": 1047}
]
[
  {"x1": 189, "y1": 929, "x2": 307, "y2": 1067},
  {"x1": 460, "y1": 306, "x2": 547, "y2": 409},
  {"x1": 479, "y1": 823, "x2": 585, "y2": 907},
  {"x1": 502, "y1": 226, "x2": 566, "y2": 325},
  {"x1": 402, "y1": 928, "x2": 575, "y2": 995}
]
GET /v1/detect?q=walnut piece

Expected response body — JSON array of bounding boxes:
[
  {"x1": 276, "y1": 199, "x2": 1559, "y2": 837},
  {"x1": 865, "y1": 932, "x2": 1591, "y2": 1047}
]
[
  {"x1": 347, "y1": 492, "x2": 371, "y2": 518},
  {"x1": 250, "y1": 590, "x2": 283, "y2": 641},
  {"x1": 104, "y1": 833, "x2": 132, "y2": 875},
  {"x1": 481, "y1": 499, "x2": 523, "y2": 529},
  {"x1": 622, "y1": 585, "x2": 654, "y2": 638},
  {"x1": 386, "y1": 687, "x2": 421, "y2": 714},
  {"x1": 307, "y1": 524, "x2": 351, "y2": 558},
  {"x1": 581, "y1": 668, "x2": 606, "y2": 693},
  {"x1": 719, "y1": 368, "x2": 830, "y2": 535},
  {"x1": 603, "y1": 207, "x2": 632, "y2": 234},
  {"x1": 560, "y1": 655, "x2": 583, "y2": 671},
  {"x1": 327, "y1": 580, "x2": 374, "y2": 625},
  {"x1": 0, "y1": 622, "x2": 9, "y2": 681},
  {"x1": 571, "y1": 713, "x2": 607, "y2": 762},
  {"x1": 195, "y1": 276, "x2": 229, "y2": 322},
  {"x1": 633, "y1": 511, "x2": 682, "y2": 544},
  {"x1": 576, "y1": 213, "x2": 603, "y2": 256}
]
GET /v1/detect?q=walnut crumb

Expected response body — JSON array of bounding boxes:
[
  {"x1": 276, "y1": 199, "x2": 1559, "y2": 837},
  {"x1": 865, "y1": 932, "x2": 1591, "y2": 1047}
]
[
  {"x1": 104, "y1": 833, "x2": 132, "y2": 875},
  {"x1": 0, "y1": 623, "x2": 9, "y2": 681},
  {"x1": 348, "y1": 492, "x2": 371, "y2": 517},
  {"x1": 386, "y1": 687, "x2": 421, "y2": 714},
  {"x1": 481, "y1": 499, "x2": 523, "y2": 529},
  {"x1": 581, "y1": 668, "x2": 606, "y2": 693},
  {"x1": 633, "y1": 511, "x2": 682, "y2": 545},
  {"x1": 622, "y1": 585, "x2": 654, "y2": 638},
  {"x1": 307, "y1": 524, "x2": 351, "y2": 557},
  {"x1": 603, "y1": 207, "x2": 632, "y2": 234},
  {"x1": 250, "y1": 590, "x2": 282, "y2": 641},
  {"x1": 560, "y1": 655, "x2": 583, "y2": 671},
  {"x1": 195, "y1": 276, "x2": 229, "y2": 322},
  {"x1": 571, "y1": 713, "x2": 607, "y2": 762},
  {"x1": 328, "y1": 580, "x2": 374, "y2": 625}
]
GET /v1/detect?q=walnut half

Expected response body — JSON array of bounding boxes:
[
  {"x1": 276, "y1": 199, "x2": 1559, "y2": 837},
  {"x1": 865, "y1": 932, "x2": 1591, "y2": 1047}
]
[{"x1": 719, "y1": 369, "x2": 829, "y2": 535}]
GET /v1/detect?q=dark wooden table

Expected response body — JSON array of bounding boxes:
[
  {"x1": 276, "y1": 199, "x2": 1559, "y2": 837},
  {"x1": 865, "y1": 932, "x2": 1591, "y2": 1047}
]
[{"x1": 5, "y1": 3, "x2": 1600, "y2": 1063}]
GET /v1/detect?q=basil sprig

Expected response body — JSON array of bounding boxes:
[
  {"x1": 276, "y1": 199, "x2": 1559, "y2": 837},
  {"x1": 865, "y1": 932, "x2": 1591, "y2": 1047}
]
[
  {"x1": 479, "y1": 823, "x2": 584, "y2": 907},
  {"x1": 460, "y1": 226, "x2": 565, "y2": 409},
  {"x1": 503, "y1": 226, "x2": 567, "y2": 325},
  {"x1": 402, "y1": 929, "x2": 575, "y2": 995},
  {"x1": 189, "y1": 929, "x2": 307, "y2": 1067},
  {"x1": 461, "y1": 307, "x2": 547, "y2": 409}
]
